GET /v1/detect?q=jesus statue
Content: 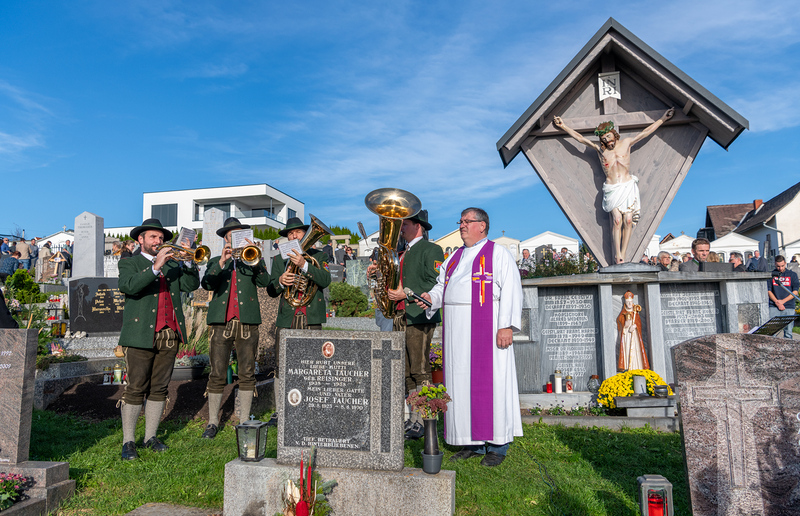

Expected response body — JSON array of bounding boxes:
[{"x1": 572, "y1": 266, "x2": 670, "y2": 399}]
[{"x1": 554, "y1": 108, "x2": 674, "y2": 264}]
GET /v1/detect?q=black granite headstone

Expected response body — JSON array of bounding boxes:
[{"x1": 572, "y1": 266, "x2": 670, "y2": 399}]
[
  {"x1": 537, "y1": 286, "x2": 600, "y2": 390},
  {"x1": 68, "y1": 277, "x2": 124, "y2": 333},
  {"x1": 276, "y1": 329, "x2": 405, "y2": 471},
  {"x1": 328, "y1": 264, "x2": 345, "y2": 283}
]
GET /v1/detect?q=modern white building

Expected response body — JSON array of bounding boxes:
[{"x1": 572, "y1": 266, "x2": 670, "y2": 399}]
[
  {"x1": 105, "y1": 184, "x2": 304, "y2": 237},
  {"x1": 708, "y1": 232, "x2": 759, "y2": 262}
]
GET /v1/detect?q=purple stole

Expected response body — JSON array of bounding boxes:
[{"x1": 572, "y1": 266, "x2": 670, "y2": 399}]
[{"x1": 442, "y1": 240, "x2": 495, "y2": 441}]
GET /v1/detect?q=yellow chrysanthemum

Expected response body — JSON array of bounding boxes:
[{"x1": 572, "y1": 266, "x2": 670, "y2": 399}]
[{"x1": 597, "y1": 370, "x2": 672, "y2": 409}]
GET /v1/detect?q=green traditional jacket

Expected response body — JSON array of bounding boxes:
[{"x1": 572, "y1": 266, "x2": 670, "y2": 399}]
[
  {"x1": 402, "y1": 239, "x2": 444, "y2": 325},
  {"x1": 118, "y1": 254, "x2": 200, "y2": 349},
  {"x1": 267, "y1": 248, "x2": 331, "y2": 328},
  {"x1": 201, "y1": 255, "x2": 271, "y2": 325}
]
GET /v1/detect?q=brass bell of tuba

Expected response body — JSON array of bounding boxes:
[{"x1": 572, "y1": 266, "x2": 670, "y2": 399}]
[
  {"x1": 283, "y1": 214, "x2": 333, "y2": 308},
  {"x1": 364, "y1": 188, "x2": 422, "y2": 318}
]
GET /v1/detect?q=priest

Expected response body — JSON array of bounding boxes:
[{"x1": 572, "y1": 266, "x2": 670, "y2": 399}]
[{"x1": 418, "y1": 207, "x2": 523, "y2": 467}]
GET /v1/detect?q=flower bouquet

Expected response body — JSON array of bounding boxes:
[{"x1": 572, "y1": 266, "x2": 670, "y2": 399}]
[
  {"x1": 280, "y1": 447, "x2": 336, "y2": 516},
  {"x1": 406, "y1": 383, "x2": 451, "y2": 419},
  {"x1": 428, "y1": 342, "x2": 443, "y2": 372},
  {"x1": 0, "y1": 472, "x2": 31, "y2": 511}
]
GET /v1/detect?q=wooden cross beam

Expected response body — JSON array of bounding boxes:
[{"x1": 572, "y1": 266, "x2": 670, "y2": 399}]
[{"x1": 531, "y1": 109, "x2": 696, "y2": 138}]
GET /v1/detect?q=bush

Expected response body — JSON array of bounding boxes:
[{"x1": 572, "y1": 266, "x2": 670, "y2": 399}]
[
  {"x1": 5, "y1": 269, "x2": 47, "y2": 304},
  {"x1": 328, "y1": 283, "x2": 368, "y2": 317}
]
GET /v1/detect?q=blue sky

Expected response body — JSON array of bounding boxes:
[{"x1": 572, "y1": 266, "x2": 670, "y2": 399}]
[{"x1": 1, "y1": 1, "x2": 798, "y2": 242}]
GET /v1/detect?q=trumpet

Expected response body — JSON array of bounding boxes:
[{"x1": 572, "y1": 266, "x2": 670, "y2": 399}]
[
  {"x1": 232, "y1": 245, "x2": 262, "y2": 266},
  {"x1": 155, "y1": 243, "x2": 211, "y2": 266}
]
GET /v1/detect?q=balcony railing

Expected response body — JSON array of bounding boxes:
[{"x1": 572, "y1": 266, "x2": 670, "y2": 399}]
[{"x1": 193, "y1": 209, "x2": 285, "y2": 224}]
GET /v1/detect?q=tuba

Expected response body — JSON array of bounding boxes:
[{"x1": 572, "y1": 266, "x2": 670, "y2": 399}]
[
  {"x1": 364, "y1": 188, "x2": 421, "y2": 318},
  {"x1": 283, "y1": 214, "x2": 333, "y2": 308}
]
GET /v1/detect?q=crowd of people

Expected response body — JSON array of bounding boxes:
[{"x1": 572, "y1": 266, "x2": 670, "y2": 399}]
[{"x1": 0, "y1": 237, "x2": 73, "y2": 282}]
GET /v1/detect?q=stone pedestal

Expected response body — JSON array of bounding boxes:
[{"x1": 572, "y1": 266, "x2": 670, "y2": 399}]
[
  {"x1": 614, "y1": 395, "x2": 677, "y2": 417},
  {"x1": 3, "y1": 461, "x2": 75, "y2": 515},
  {"x1": 223, "y1": 459, "x2": 455, "y2": 516}
]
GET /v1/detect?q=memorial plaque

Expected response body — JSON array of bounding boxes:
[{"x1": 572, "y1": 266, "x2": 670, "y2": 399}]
[
  {"x1": 660, "y1": 283, "x2": 722, "y2": 349},
  {"x1": 673, "y1": 334, "x2": 800, "y2": 515},
  {"x1": 68, "y1": 277, "x2": 124, "y2": 333},
  {"x1": 538, "y1": 287, "x2": 600, "y2": 390},
  {"x1": 0, "y1": 329, "x2": 38, "y2": 464},
  {"x1": 276, "y1": 330, "x2": 405, "y2": 471}
]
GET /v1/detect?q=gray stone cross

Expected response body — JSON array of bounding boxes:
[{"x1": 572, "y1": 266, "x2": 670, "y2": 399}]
[
  {"x1": 373, "y1": 340, "x2": 401, "y2": 452},
  {"x1": 691, "y1": 348, "x2": 776, "y2": 514}
]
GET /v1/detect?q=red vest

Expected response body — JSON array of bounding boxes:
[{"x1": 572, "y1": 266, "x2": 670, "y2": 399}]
[{"x1": 155, "y1": 274, "x2": 180, "y2": 335}]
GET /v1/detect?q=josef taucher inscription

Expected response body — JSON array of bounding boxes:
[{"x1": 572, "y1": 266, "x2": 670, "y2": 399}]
[
  {"x1": 660, "y1": 283, "x2": 722, "y2": 349},
  {"x1": 538, "y1": 287, "x2": 599, "y2": 389},
  {"x1": 276, "y1": 330, "x2": 405, "y2": 471},
  {"x1": 68, "y1": 277, "x2": 124, "y2": 333}
]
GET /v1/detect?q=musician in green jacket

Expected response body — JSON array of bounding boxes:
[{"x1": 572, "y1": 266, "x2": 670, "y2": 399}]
[
  {"x1": 200, "y1": 217, "x2": 272, "y2": 439},
  {"x1": 266, "y1": 217, "x2": 331, "y2": 426},
  {"x1": 384, "y1": 210, "x2": 443, "y2": 439},
  {"x1": 118, "y1": 219, "x2": 200, "y2": 460},
  {"x1": 267, "y1": 217, "x2": 331, "y2": 329}
]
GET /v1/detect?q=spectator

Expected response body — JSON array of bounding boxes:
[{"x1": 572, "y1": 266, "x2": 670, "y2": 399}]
[
  {"x1": 729, "y1": 252, "x2": 746, "y2": 272},
  {"x1": 789, "y1": 255, "x2": 800, "y2": 273},
  {"x1": 767, "y1": 255, "x2": 799, "y2": 339},
  {"x1": 657, "y1": 251, "x2": 672, "y2": 271},
  {"x1": 680, "y1": 238, "x2": 710, "y2": 272},
  {"x1": 518, "y1": 249, "x2": 535, "y2": 274},
  {"x1": 682, "y1": 253, "x2": 692, "y2": 263},
  {"x1": 120, "y1": 240, "x2": 135, "y2": 259},
  {"x1": 30, "y1": 238, "x2": 39, "y2": 266},
  {"x1": 63, "y1": 239, "x2": 73, "y2": 255},
  {"x1": 0, "y1": 251, "x2": 21, "y2": 282},
  {"x1": 40, "y1": 241, "x2": 52, "y2": 261},
  {"x1": 746, "y1": 250, "x2": 768, "y2": 272},
  {"x1": 707, "y1": 251, "x2": 720, "y2": 263},
  {"x1": 16, "y1": 238, "x2": 32, "y2": 270},
  {"x1": 640, "y1": 254, "x2": 650, "y2": 264},
  {"x1": 0, "y1": 238, "x2": 9, "y2": 255}
]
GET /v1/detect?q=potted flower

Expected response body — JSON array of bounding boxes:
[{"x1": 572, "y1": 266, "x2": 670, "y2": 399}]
[
  {"x1": 597, "y1": 369, "x2": 673, "y2": 409},
  {"x1": 429, "y1": 342, "x2": 443, "y2": 384},
  {"x1": 173, "y1": 345, "x2": 210, "y2": 381},
  {"x1": 0, "y1": 472, "x2": 31, "y2": 511},
  {"x1": 406, "y1": 383, "x2": 452, "y2": 474}
]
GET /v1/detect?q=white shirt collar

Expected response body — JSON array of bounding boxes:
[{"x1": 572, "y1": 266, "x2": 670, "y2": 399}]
[
  {"x1": 407, "y1": 236, "x2": 423, "y2": 249},
  {"x1": 465, "y1": 237, "x2": 488, "y2": 249}
]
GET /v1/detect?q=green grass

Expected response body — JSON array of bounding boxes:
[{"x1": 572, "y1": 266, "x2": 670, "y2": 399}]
[{"x1": 28, "y1": 410, "x2": 688, "y2": 515}]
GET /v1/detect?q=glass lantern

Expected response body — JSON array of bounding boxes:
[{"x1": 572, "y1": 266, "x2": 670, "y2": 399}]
[
  {"x1": 637, "y1": 474, "x2": 673, "y2": 516},
  {"x1": 236, "y1": 417, "x2": 268, "y2": 462},
  {"x1": 587, "y1": 374, "x2": 601, "y2": 394}
]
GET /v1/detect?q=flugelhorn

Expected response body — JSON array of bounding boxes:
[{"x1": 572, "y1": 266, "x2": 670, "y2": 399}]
[
  {"x1": 284, "y1": 214, "x2": 333, "y2": 308},
  {"x1": 155, "y1": 243, "x2": 211, "y2": 266},
  {"x1": 232, "y1": 245, "x2": 262, "y2": 266},
  {"x1": 364, "y1": 188, "x2": 421, "y2": 318}
]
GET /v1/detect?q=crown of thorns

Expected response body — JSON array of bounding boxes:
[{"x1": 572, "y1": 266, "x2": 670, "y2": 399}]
[{"x1": 594, "y1": 121, "x2": 615, "y2": 137}]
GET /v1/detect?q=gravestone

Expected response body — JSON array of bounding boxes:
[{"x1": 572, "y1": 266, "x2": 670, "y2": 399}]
[
  {"x1": 0, "y1": 329, "x2": 75, "y2": 512},
  {"x1": 276, "y1": 329, "x2": 405, "y2": 470},
  {"x1": 537, "y1": 286, "x2": 599, "y2": 390},
  {"x1": 224, "y1": 329, "x2": 455, "y2": 516},
  {"x1": 68, "y1": 277, "x2": 124, "y2": 333},
  {"x1": 202, "y1": 207, "x2": 226, "y2": 259},
  {"x1": 0, "y1": 329, "x2": 37, "y2": 464},
  {"x1": 345, "y1": 257, "x2": 371, "y2": 296},
  {"x1": 72, "y1": 211, "x2": 104, "y2": 279},
  {"x1": 673, "y1": 333, "x2": 800, "y2": 515},
  {"x1": 328, "y1": 264, "x2": 345, "y2": 283},
  {"x1": 660, "y1": 283, "x2": 722, "y2": 351}
]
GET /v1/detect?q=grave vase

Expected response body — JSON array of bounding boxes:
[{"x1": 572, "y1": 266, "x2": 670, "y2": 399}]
[{"x1": 421, "y1": 418, "x2": 443, "y2": 474}]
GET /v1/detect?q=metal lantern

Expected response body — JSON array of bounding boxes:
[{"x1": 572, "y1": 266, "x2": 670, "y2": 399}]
[
  {"x1": 236, "y1": 417, "x2": 268, "y2": 462},
  {"x1": 51, "y1": 321, "x2": 67, "y2": 337},
  {"x1": 587, "y1": 375, "x2": 601, "y2": 394},
  {"x1": 637, "y1": 475, "x2": 673, "y2": 516}
]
